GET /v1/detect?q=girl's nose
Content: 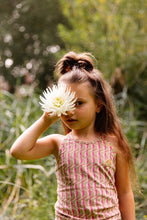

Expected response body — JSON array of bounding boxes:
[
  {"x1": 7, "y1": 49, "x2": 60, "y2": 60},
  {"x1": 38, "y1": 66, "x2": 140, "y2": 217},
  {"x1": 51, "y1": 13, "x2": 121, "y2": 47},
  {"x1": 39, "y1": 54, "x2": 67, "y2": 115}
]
[{"x1": 66, "y1": 110, "x2": 74, "y2": 117}]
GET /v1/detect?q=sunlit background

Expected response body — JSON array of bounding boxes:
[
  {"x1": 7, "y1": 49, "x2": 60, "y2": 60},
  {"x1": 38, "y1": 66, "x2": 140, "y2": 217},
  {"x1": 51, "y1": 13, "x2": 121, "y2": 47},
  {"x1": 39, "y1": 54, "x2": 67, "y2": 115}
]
[{"x1": 0, "y1": 0, "x2": 146, "y2": 219}]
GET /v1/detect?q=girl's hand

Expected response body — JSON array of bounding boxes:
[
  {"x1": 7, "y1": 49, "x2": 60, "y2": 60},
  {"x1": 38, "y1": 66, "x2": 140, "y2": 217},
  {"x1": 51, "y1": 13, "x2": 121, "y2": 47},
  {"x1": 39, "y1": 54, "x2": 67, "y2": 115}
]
[{"x1": 42, "y1": 112, "x2": 59, "y2": 124}]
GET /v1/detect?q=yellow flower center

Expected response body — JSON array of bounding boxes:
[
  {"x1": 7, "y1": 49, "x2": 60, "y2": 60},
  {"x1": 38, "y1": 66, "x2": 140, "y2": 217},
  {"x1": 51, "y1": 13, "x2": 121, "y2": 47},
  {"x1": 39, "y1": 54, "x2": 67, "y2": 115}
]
[{"x1": 53, "y1": 97, "x2": 64, "y2": 108}]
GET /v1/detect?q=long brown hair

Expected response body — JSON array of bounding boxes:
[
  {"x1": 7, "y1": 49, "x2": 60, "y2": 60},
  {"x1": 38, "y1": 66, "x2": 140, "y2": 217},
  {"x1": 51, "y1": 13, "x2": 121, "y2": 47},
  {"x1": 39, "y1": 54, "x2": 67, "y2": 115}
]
[{"x1": 55, "y1": 51, "x2": 137, "y2": 187}]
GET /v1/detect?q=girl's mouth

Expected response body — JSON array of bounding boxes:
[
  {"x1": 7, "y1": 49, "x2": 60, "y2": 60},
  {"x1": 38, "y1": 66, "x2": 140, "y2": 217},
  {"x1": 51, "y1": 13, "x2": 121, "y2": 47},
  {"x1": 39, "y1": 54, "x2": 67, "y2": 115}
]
[{"x1": 67, "y1": 118, "x2": 76, "y2": 122}]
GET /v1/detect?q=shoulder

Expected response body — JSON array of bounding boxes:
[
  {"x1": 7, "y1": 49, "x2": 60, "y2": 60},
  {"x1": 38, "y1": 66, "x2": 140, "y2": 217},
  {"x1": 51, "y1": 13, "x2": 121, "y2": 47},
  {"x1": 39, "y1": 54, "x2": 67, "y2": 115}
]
[
  {"x1": 46, "y1": 133, "x2": 65, "y2": 147},
  {"x1": 40, "y1": 133, "x2": 65, "y2": 157},
  {"x1": 106, "y1": 134, "x2": 129, "y2": 175},
  {"x1": 52, "y1": 134, "x2": 67, "y2": 159},
  {"x1": 105, "y1": 134, "x2": 121, "y2": 155}
]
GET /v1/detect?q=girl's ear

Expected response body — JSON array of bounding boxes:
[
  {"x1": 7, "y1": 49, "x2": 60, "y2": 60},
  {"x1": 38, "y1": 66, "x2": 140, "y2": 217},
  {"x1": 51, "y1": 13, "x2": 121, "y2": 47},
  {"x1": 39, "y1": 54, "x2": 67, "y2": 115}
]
[{"x1": 96, "y1": 103, "x2": 103, "y2": 113}]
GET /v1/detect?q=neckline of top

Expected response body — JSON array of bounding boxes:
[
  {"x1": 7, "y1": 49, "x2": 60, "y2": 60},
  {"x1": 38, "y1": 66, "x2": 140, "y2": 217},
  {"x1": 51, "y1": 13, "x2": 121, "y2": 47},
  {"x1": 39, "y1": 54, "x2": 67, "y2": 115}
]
[{"x1": 66, "y1": 133, "x2": 105, "y2": 144}]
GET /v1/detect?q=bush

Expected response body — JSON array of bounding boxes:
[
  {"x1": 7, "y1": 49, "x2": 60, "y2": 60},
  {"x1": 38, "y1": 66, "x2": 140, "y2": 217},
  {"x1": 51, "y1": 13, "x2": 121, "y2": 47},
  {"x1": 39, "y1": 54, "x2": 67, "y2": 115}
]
[{"x1": 0, "y1": 90, "x2": 60, "y2": 219}]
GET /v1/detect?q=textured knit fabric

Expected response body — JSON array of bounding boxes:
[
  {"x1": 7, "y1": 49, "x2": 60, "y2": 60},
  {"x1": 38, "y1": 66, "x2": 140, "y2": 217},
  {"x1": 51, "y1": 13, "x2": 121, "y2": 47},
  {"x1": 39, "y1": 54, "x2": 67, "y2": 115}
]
[{"x1": 55, "y1": 135, "x2": 121, "y2": 220}]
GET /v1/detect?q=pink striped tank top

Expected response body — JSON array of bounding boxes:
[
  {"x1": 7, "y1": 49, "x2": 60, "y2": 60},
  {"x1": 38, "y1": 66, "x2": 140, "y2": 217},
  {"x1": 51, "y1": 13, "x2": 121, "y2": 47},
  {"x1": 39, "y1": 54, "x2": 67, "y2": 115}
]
[{"x1": 55, "y1": 135, "x2": 121, "y2": 219}]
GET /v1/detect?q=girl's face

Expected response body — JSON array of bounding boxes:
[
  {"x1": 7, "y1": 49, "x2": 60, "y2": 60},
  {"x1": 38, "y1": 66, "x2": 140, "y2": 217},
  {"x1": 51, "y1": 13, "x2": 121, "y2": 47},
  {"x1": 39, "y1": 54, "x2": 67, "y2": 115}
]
[{"x1": 60, "y1": 81, "x2": 101, "y2": 135}]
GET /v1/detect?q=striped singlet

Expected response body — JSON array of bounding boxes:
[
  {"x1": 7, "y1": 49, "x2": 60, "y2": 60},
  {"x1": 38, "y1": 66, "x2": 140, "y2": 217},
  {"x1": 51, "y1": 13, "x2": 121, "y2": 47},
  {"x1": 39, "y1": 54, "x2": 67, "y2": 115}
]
[{"x1": 55, "y1": 135, "x2": 121, "y2": 220}]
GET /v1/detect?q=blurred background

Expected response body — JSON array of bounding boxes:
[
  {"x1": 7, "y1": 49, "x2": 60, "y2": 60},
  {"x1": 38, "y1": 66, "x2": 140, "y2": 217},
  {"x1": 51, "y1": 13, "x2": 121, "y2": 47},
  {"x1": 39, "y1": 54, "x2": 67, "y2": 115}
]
[{"x1": 0, "y1": 0, "x2": 146, "y2": 219}]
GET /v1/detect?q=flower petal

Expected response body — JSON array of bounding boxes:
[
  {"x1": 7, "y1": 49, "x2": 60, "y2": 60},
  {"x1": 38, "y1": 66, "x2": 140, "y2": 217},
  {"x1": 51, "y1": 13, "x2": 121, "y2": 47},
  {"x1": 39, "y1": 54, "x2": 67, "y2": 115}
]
[{"x1": 39, "y1": 84, "x2": 77, "y2": 116}]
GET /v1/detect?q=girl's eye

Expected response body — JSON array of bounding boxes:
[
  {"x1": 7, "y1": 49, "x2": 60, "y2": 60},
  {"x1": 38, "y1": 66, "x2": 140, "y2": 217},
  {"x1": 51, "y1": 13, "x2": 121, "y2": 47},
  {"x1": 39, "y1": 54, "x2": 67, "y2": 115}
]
[{"x1": 76, "y1": 101, "x2": 83, "y2": 106}]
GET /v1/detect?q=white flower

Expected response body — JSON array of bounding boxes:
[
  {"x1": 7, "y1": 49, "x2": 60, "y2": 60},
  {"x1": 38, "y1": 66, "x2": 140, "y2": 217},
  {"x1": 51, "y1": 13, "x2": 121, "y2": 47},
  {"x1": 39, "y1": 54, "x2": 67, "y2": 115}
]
[{"x1": 39, "y1": 84, "x2": 77, "y2": 116}]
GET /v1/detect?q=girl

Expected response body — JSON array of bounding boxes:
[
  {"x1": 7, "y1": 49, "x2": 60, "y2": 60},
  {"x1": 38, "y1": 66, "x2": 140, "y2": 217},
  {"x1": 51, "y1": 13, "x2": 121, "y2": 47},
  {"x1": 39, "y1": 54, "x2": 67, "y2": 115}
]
[{"x1": 11, "y1": 51, "x2": 136, "y2": 219}]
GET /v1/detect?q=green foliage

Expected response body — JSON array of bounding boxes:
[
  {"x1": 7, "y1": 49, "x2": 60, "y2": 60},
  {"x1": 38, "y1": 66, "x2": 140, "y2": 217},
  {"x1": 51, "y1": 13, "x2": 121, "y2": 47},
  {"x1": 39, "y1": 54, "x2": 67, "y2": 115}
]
[
  {"x1": 0, "y1": 90, "x2": 61, "y2": 219},
  {"x1": 59, "y1": 0, "x2": 146, "y2": 73},
  {"x1": 0, "y1": 0, "x2": 67, "y2": 91},
  {"x1": 58, "y1": 0, "x2": 147, "y2": 122}
]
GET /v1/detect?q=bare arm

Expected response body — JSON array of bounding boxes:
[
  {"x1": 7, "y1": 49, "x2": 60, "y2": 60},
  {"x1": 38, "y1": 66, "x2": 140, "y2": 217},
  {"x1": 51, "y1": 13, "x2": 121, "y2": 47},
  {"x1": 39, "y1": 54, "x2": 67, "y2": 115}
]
[
  {"x1": 10, "y1": 113, "x2": 60, "y2": 160},
  {"x1": 115, "y1": 151, "x2": 135, "y2": 220}
]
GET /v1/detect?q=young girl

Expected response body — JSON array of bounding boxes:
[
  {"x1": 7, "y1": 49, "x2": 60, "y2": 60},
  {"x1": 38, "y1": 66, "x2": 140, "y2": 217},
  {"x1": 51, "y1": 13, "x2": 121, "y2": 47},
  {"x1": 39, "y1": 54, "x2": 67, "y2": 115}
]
[{"x1": 11, "y1": 51, "x2": 136, "y2": 219}]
